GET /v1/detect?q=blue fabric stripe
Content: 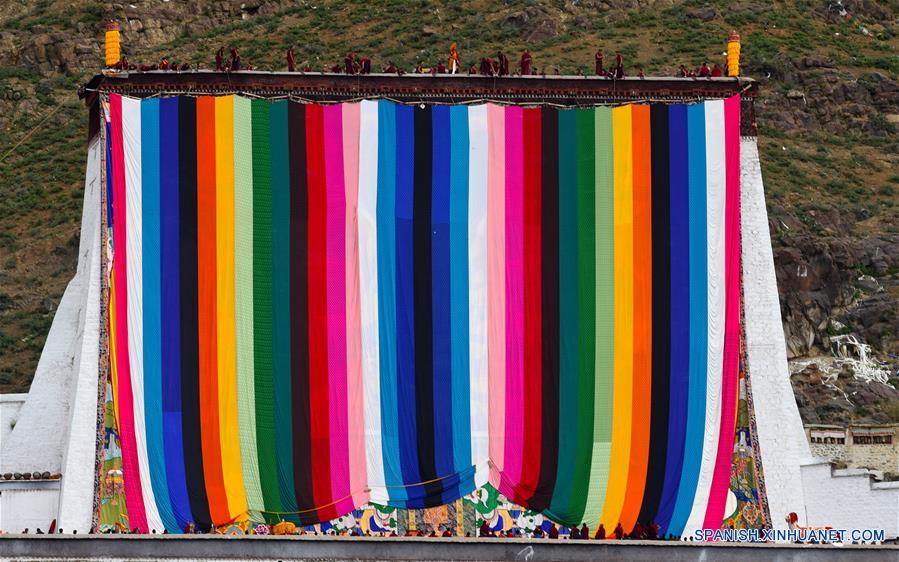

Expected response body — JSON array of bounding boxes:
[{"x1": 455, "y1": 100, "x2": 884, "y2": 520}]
[
  {"x1": 449, "y1": 105, "x2": 473, "y2": 493},
  {"x1": 394, "y1": 104, "x2": 421, "y2": 493},
  {"x1": 430, "y1": 105, "x2": 456, "y2": 503},
  {"x1": 140, "y1": 99, "x2": 179, "y2": 532},
  {"x1": 667, "y1": 103, "x2": 709, "y2": 536},
  {"x1": 158, "y1": 97, "x2": 193, "y2": 529},
  {"x1": 656, "y1": 104, "x2": 690, "y2": 534},
  {"x1": 375, "y1": 100, "x2": 405, "y2": 502}
]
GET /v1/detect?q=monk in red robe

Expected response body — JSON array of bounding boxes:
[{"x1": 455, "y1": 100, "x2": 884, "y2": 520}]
[
  {"x1": 286, "y1": 47, "x2": 296, "y2": 72},
  {"x1": 698, "y1": 62, "x2": 711, "y2": 77},
  {"x1": 595, "y1": 50, "x2": 604, "y2": 75},
  {"x1": 711, "y1": 63, "x2": 723, "y2": 77},
  {"x1": 520, "y1": 49, "x2": 532, "y2": 75},
  {"x1": 498, "y1": 51, "x2": 509, "y2": 76}
]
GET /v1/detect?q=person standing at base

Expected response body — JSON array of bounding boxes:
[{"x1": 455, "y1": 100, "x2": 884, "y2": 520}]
[
  {"x1": 595, "y1": 50, "x2": 604, "y2": 75},
  {"x1": 594, "y1": 523, "x2": 606, "y2": 540}
]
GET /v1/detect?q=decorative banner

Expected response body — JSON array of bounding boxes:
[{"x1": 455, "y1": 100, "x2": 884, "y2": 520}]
[{"x1": 103, "y1": 94, "x2": 741, "y2": 535}]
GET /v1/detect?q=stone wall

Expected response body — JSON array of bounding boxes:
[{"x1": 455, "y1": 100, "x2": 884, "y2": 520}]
[{"x1": 806, "y1": 425, "x2": 899, "y2": 474}]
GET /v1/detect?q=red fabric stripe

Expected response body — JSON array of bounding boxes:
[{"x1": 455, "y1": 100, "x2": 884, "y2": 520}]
[
  {"x1": 518, "y1": 107, "x2": 543, "y2": 500},
  {"x1": 305, "y1": 104, "x2": 334, "y2": 519}
]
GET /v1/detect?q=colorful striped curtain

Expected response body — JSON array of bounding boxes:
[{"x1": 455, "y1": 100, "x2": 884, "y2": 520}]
[{"x1": 104, "y1": 93, "x2": 741, "y2": 535}]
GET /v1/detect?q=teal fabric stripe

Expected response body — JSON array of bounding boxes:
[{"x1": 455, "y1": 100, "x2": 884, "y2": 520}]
[
  {"x1": 548, "y1": 109, "x2": 579, "y2": 521},
  {"x1": 449, "y1": 105, "x2": 473, "y2": 483},
  {"x1": 141, "y1": 98, "x2": 179, "y2": 532},
  {"x1": 376, "y1": 100, "x2": 405, "y2": 501},
  {"x1": 668, "y1": 103, "x2": 709, "y2": 536},
  {"x1": 269, "y1": 100, "x2": 298, "y2": 520}
]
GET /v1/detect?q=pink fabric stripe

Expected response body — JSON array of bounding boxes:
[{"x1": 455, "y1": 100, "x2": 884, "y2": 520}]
[
  {"x1": 502, "y1": 106, "x2": 525, "y2": 497},
  {"x1": 342, "y1": 102, "x2": 369, "y2": 507},
  {"x1": 486, "y1": 104, "x2": 506, "y2": 490},
  {"x1": 323, "y1": 104, "x2": 353, "y2": 515},
  {"x1": 109, "y1": 94, "x2": 149, "y2": 532},
  {"x1": 703, "y1": 95, "x2": 741, "y2": 529}
]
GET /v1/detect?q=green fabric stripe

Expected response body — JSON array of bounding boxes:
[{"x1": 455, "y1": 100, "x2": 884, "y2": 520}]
[
  {"x1": 571, "y1": 108, "x2": 596, "y2": 524},
  {"x1": 548, "y1": 109, "x2": 579, "y2": 522},
  {"x1": 251, "y1": 99, "x2": 281, "y2": 519},
  {"x1": 269, "y1": 100, "x2": 298, "y2": 520},
  {"x1": 234, "y1": 96, "x2": 264, "y2": 519},
  {"x1": 582, "y1": 107, "x2": 615, "y2": 525}
]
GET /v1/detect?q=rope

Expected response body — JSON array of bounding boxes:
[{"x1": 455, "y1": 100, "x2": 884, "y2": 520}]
[
  {"x1": 256, "y1": 472, "x2": 464, "y2": 516},
  {"x1": 0, "y1": 103, "x2": 67, "y2": 165}
]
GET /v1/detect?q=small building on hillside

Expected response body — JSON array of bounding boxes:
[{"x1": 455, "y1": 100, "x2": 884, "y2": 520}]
[{"x1": 806, "y1": 423, "x2": 899, "y2": 476}]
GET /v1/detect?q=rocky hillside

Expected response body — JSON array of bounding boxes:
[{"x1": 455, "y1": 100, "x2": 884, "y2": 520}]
[{"x1": 0, "y1": 0, "x2": 896, "y2": 423}]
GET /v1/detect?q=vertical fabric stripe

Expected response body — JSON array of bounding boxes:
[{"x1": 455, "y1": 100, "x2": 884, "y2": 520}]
[
  {"x1": 343, "y1": 102, "x2": 368, "y2": 506},
  {"x1": 195, "y1": 96, "x2": 230, "y2": 525},
  {"x1": 467, "y1": 104, "x2": 490, "y2": 488},
  {"x1": 375, "y1": 100, "x2": 402, "y2": 503},
  {"x1": 412, "y1": 105, "x2": 440, "y2": 506},
  {"x1": 178, "y1": 96, "x2": 213, "y2": 530},
  {"x1": 323, "y1": 104, "x2": 352, "y2": 517},
  {"x1": 109, "y1": 94, "x2": 149, "y2": 531},
  {"x1": 270, "y1": 100, "x2": 299, "y2": 519},
  {"x1": 572, "y1": 108, "x2": 597, "y2": 525},
  {"x1": 502, "y1": 105, "x2": 525, "y2": 501},
  {"x1": 531, "y1": 107, "x2": 559, "y2": 512},
  {"x1": 306, "y1": 104, "x2": 334, "y2": 516},
  {"x1": 603, "y1": 104, "x2": 635, "y2": 529},
  {"x1": 287, "y1": 102, "x2": 315, "y2": 523},
  {"x1": 159, "y1": 97, "x2": 194, "y2": 529},
  {"x1": 141, "y1": 98, "x2": 180, "y2": 532},
  {"x1": 684, "y1": 99, "x2": 726, "y2": 535},
  {"x1": 485, "y1": 104, "x2": 506, "y2": 490},
  {"x1": 668, "y1": 103, "x2": 709, "y2": 536},
  {"x1": 619, "y1": 104, "x2": 652, "y2": 533},
  {"x1": 395, "y1": 104, "x2": 421, "y2": 502},
  {"x1": 548, "y1": 109, "x2": 578, "y2": 522},
  {"x1": 518, "y1": 107, "x2": 542, "y2": 501},
  {"x1": 122, "y1": 96, "x2": 163, "y2": 532},
  {"x1": 584, "y1": 107, "x2": 614, "y2": 527},
  {"x1": 449, "y1": 105, "x2": 473, "y2": 492},
  {"x1": 657, "y1": 104, "x2": 690, "y2": 534},
  {"x1": 213, "y1": 95, "x2": 246, "y2": 522},
  {"x1": 233, "y1": 95, "x2": 264, "y2": 518},
  {"x1": 637, "y1": 105, "x2": 671, "y2": 526},
  {"x1": 703, "y1": 95, "x2": 741, "y2": 529},
  {"x1": 430, "y1": 105, "x2": 456, "y2": 503},
  {"x1": 251, "y1": 99, "x2": 281, "y2": 520},
  {"x1": 358, "y1": 100, "x2": 386, "y2": 504}
]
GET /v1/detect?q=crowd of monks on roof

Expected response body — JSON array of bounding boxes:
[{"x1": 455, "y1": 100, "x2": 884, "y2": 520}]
[{"x1": 108, "y1": 43, "x2": 725, "y2": 79}]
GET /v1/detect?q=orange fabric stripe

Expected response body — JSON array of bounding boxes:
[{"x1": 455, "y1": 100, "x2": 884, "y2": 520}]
[
  {"x1": 196, "y1": 96, "x2": 230, "y2": 524},
  {"x1": 620, "y1": 104, "x2": 653, "y2": 531}
]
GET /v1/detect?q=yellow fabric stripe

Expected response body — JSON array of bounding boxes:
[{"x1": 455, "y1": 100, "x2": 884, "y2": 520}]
[
  {"x1": 600, "y1": 105, "x2": 634, "y2": 528},
  {"x1": 215, "y1": 95, "x2": 248, "y2": 520}
]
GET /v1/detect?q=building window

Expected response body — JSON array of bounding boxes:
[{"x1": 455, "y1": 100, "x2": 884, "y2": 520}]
[
  {"x1": 837, "y1": 438, "x2": 845, "y2": 444},
  {"x1": 854, "y1": 436, "x2": 872, "y2": 445}
]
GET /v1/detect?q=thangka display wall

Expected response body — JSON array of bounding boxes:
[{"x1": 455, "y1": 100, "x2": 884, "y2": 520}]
[{"x1": 101, "y1": 93, "x2": 743, "y2": 537}]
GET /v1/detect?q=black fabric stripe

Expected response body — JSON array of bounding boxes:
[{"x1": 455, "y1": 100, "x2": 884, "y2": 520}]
[
  {"x1": 287, "y1": 102, "x2": 316, "y2": 525},
  {"x1": 530, "y1": 107, "x2": 560, "y2": 511},
  {"x1": 638, "y1": 104, "x2": 671, "y2": 526},
  {"x1": 177, "y1": 96, "x2": 212, "y2": 530},
  {"x1": 412, "y1": 105, "x2": 441, "y2": 506}
]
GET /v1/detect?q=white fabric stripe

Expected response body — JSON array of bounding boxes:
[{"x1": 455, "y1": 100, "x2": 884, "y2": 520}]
[
  {"x1": 468, "y1": 104, "x2": 490, "y2": 487},
  {"x1": 359, "y1": 100, "x2": 387, "y2": 503},
  {"x1": 122, "y1": 96, "x2": 164, "y2": 532},
  {"x1": 684, "y1": 99, "x2": 726, "y2": 535}
]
